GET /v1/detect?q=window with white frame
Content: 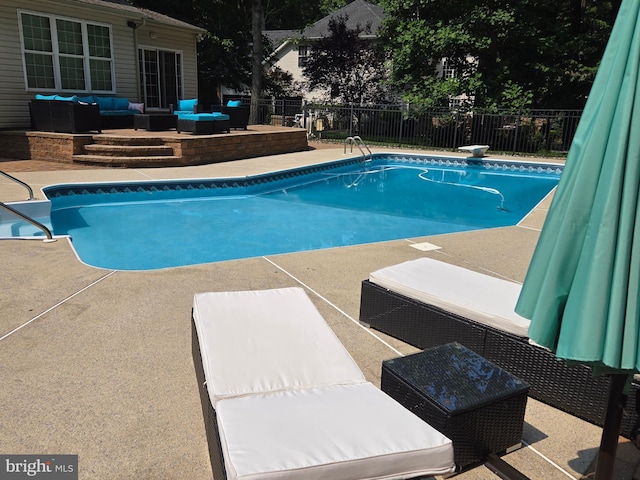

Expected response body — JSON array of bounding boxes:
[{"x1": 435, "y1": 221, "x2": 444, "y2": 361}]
[
  {"x1": 298, "y1": 45, "x2": 309, "y2": 68},
  {"x1": 441, "y1": 58, "x2": 456, "y2": 79},
  {"x1": 19, "y1": 10, "x2": 114, "y2": 92}
]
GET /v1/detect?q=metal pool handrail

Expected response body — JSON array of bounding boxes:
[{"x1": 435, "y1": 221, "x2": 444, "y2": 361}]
[
  {"x1": 0, "y1": 170, "x2": 55, "y2": 241},
  {"x1": 344, "y1": 136, "x2": 372, "y2": 162},
  {"x1": 1, "y1": 170, "x2": 35, "y2": 200},
  {"x1": 0, "y1": 201, "x2": 55, "y2": 241}
]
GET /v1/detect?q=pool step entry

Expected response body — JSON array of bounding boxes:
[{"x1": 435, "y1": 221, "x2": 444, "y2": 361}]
[
  {"x1": 73, "y1": 135, "x2": 180, "y2": 167},
  {"x1": 344, "y1": 136, "x2": 372, "y2": 162}
]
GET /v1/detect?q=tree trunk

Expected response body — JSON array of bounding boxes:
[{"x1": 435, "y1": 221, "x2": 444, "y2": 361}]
[{"x1": 250, "y1": 0, "x2": 263, "y2": 125}]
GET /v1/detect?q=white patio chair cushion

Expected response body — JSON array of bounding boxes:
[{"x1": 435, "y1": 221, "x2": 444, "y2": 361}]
[
  {"x1": 216, "y1": 382, "x2": 455, "y2": 480},
  {"x1": 192, "y1": 287, "x2": 366, "y2": 405},
  {"x1": 369, "y1": 258, "x2": 530, "y2": 337}
]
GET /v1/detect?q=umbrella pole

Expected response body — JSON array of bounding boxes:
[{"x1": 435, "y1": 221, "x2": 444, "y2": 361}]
[{"x1": 594, "y1": 374, "x2": 629, "y2": 480}]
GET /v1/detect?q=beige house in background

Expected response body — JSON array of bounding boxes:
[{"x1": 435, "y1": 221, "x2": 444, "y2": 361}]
[
  {"x1": 0, "y1": 0, "x2": 205, "y2": 129},
  {"x1": 263, "y1": 0, "x2": 471, "y2": 107},
  {"x1": 263, "y1": 0, "x2": 384, "y2": 102}
]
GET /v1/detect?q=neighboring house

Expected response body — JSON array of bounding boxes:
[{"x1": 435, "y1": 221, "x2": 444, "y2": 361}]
[
  {"x1": 0, "y1": 0, "x2": 205, "y2": 129},
  {"x1": 262, "y1": 0, "x2": 384, "y2": 102},
  {"x1": 263, "y1": 0, "x2": 474, "y2": 107}
]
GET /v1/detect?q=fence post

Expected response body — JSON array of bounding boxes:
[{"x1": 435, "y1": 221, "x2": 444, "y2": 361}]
[
  {"x1": 349, "y1": 103, "x2": 354, "y2": 137},
  {"x1": 303, "y1": 101, "x2": 308, "y2": 130},
  {"x1": 452, "y1": 110, "x2": 459, "y2": 149},
  {"x1": 281, "y1": 98, "x2": 285, "y2": 127},
  {"x1": 398, "y1": 103, "x2": 404, "y2": 147},
  {"x1": 512, "y1": 109, "x2": 521, "y2": 155}
]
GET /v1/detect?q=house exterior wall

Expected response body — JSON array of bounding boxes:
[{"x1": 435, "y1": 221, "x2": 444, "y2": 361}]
[
  {"x1": 270, "y1": 41, "x2": 328, "y2": 102},
  {"x1": 0, "y1": 0, "x2": 200, "y2": 130}
]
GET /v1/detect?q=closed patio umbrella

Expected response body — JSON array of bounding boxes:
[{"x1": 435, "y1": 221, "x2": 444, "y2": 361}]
[{"x1": 515, "y1": 0, "x2": 640, "y2": 478}]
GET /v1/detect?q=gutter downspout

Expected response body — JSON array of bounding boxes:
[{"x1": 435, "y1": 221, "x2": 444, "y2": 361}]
[{"x1": 127, "y1": 18, "x2": 146, "y2": 102}]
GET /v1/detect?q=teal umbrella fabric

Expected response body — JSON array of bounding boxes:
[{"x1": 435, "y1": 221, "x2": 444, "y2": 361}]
[{"x1": 515, "y1": 0, "x2": 640, "y2": 376}]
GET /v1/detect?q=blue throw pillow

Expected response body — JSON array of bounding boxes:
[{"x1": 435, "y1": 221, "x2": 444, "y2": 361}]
[
  {"x1": 53, "y1": 95, "x2": 77, "y2": 102},
  {"x1": 35, "y1": 94, "x2": 57, "y2": 100},
  {"x1": 226, "y1": 100, "x2": 241, "y2": 107},
  {"x1": 76, "y1": 96, "x2": 95, "y2": 104},
  {"x1": 94, "y1": 96, "x2": 114, "y2": 110},
  {"x1": 178, "y1": 98, "x2": 198, "y2": 112},
  {"x1": 113, "y1": 97, "x2": 130, "y2": 110}
]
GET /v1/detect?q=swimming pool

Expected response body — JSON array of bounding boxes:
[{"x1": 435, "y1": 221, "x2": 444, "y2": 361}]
[{"x1": 40, "y1": 153, "x2": 561, "y2": 270}]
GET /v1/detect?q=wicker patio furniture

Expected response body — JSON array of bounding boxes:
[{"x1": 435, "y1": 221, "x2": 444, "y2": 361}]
[
  {"x1": 29, "y1": 99, "x2": 102, "y2": 133},
  {"x1": 133, "y1": 113, "x2": 176, "y2": 131},
  {"x1": 176, "y1": 113, "x2": 230, "y2": 134},
  {"x1": 359, "y1": 257, "x2": 640, "y2": 439},
  {"x1": 382, "y1": 343, "x2": 530, "y2": 470},
  {"x1": 211, "y1": 103, "x2": 249, "y2": 130},
  {"x1": 192, "y1": 287, "x2": 455, "y2": 480}
]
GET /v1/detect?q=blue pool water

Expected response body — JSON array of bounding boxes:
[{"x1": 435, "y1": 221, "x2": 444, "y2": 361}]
[{"x1": 42, "y1": 154, "x2": 562, "y2": 270}]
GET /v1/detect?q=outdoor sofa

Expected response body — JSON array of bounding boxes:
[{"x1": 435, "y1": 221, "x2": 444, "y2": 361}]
[
  {"x1": 29, "y1": 97, "x2": 101, "y2": 133},
  {"x1": 192, "y1": 287, "x2": 455, "y2": 480},
  {"x1": 359, "y1": 257, "x2": 640, "y2": 439},
  {"x1": 30, "y1": 94, "x2": 143, "y2": 130}
]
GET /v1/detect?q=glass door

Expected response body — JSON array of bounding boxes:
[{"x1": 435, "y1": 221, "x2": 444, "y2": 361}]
[{"x1": 139, "y1": 48, "x2": 183, "y2": 109}]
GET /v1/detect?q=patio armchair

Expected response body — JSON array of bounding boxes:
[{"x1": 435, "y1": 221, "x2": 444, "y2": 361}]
[
  {"x1": 359, "y1": 257, "x2": 640, "y2": 439},
  {"x1": 192, "y1": 287, "x2": 455, "y2": 479},
  {"x1": 170, "y1": 98, "x2": 208, "y2": 116},
  {"x1": 210, "y1": 99, "x2": 249, "y2": 130}
]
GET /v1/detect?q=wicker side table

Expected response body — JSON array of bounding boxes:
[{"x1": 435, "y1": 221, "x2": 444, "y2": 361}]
[
  {"x1": 382, "y1": 342, "x2": 529, "y2": 471},
  {"x1": 133, "y1": 113, "x2": 177, "y2": 131}
]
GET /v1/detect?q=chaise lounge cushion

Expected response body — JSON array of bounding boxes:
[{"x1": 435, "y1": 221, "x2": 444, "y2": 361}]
[
  {"x1": 192, "y1": 288, "x2": 365, "y2": 405},
  {"x1": 369, "y1": 258, "x2": 530, "y2": 337},
  {"x1": 177, "y1": 113, "x2": 230, "y2": 122},
  {"x1": 216, "y1": 382, "x2": 455, "y2": 480},
  {"x1": 193, "y1": 287, "x2": 455, "y2": 480}
]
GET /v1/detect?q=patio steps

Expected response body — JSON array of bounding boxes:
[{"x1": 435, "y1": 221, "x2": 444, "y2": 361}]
[
  {"x1": 72, "y1": 135, "x2": 181, "y2": 167},
  {"x1": 72, "y1": 154, "x2": 182, "y2": 168},
  {"x1": 82, "y1": 144, "x2": 174, "y2": 157}
]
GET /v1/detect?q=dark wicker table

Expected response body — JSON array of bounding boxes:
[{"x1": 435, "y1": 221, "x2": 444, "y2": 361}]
[
  {"x1": 382, "y1": 342, "x2": 530, "y2": 471},
  {"x1": 133, "y1": 113, "x2": 177, "y2": 131}
]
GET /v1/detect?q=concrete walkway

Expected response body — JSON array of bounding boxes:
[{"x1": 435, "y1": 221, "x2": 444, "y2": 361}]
[{"x1": 1, "y1": 145, "x2": 639, "y2": 479}]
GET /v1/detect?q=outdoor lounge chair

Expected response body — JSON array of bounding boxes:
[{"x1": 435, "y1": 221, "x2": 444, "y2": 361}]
[
  {"x1": 192, "y1": 287, "x2": 455, "y2": 480},
  {"x1": 211, "y1": 99, "x2": 250, "y2": 130},
  {"x1": 359, "y1": 257, "x2": 640, "y2": 438}
]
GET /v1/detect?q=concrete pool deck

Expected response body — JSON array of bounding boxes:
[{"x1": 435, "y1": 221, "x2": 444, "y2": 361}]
[{"x1": 1, "y1": 145, "x2": 639, "y2": 479}]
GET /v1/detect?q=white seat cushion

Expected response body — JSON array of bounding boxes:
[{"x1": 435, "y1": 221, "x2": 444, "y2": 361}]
[
  {"x1": 192, "y1": 287, "x2": 366, "y2": 405},
  {"x1": 369, "y1": 258, "x2": 530, "y2": 337},
  {"x1": 216, "y1": 382, "x2": 455, "y2": 480}
]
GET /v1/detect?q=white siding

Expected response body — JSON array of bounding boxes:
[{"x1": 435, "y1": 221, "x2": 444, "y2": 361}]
[
  {"x1": 0, "y1": 0, "x2": 200, "y2": 129},
  {"x1": 271, "y1": 41, "x2": 327, "y2": 101}
]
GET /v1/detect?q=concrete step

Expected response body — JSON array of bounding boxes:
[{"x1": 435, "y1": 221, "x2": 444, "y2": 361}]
[
  {"x1": 83, "y1": 144, "x2": 174, "y2": 157},
  {"x1": 91, "y1": 135, "x2": 165, "y2": 146},
  {"x1": 72, "y1": 155, "x2": 183, "y2": 168}
]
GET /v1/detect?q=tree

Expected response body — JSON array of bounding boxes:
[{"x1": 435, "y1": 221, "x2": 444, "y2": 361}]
[
  {"x1": 379, "y1": 0, "x2": 620, "y2": 110},
  {"x1": 303, "y1": 15, "x2": 389, "y2": 104},
  {"x1": 130, "y1": 0, "x2": 342, "y2": 108},
  {"x1": 250, "y1": 0, "x2": 264, "y2": 124}
]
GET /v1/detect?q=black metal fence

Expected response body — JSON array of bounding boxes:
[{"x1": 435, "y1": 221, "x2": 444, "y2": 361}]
[{"x1": 244, "y1": 97, "x2": 582, "y2": 157}]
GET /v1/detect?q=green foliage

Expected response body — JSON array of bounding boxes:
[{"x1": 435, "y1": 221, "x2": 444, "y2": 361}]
[
  {"x1": 379, "y1": 0, "x2": 619, "y2": 109},
  {"x1": 130, "y1": 0, "x2": 345, "y2": 102},
  {"x1": 303, "y1": 15, "x2": 390, "y2": 103}
]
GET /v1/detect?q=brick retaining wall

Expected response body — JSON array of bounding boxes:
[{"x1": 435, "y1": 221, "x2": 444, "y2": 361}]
[{"x1": 0, "y1": 128, "x2": 309, "y2": 167}]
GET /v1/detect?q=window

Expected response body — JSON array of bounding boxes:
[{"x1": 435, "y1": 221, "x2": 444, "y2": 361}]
[
  {"x1": 298, "y1": 45, "x2": 309, "y2": 68},
  {"x1": 441, "y1": 58, "x2": 456, "y2": 80},
  {"x1": 19, "y1": 10, "x2": 114, "y2": 92}
]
